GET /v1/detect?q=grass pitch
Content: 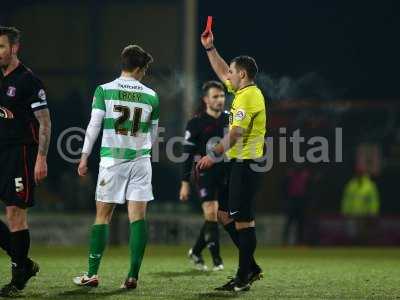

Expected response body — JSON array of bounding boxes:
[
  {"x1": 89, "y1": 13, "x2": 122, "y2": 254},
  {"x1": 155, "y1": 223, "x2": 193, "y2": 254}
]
[{"x1": 1, "y1": 245, "x2": 400, "y2": 299}]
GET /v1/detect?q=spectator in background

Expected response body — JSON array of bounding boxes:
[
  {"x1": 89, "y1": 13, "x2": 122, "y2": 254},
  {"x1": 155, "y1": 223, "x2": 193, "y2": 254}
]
[
  {"x1": 341, "y1": 170, "x2": 380, "y2": 217},
  {"x1": 282, "y1": 165, "x2": 311, "y2": 245}
]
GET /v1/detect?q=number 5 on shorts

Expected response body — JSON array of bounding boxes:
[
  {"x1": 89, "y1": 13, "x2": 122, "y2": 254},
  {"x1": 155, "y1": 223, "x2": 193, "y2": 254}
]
[{"x1": 15, "y1": 177, "x2": 24, "y2": 192}]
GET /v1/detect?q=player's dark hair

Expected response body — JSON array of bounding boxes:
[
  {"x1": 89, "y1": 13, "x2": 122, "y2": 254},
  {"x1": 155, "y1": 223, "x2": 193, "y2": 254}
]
[
  {"x1": 121, "y1": 44, "x2": 153, "y2": 71},
  {"x1": 0, "y1": 26, "x2": 21, "y2": 45},
  {"x1": 195, "y1": 81, "x2": 225, "y2": 116},
  {"x1": 231, "y1": 55, "x2": 258, "y2": 80}
]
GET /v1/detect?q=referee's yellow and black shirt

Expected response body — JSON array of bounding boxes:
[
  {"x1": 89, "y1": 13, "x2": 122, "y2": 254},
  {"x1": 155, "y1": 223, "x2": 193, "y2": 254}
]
[{"x1": 224, "y1": 80, "x2": 266, "y2": 160}]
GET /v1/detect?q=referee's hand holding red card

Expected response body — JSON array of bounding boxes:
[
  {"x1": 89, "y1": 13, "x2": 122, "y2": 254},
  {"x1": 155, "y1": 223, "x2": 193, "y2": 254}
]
[{"x1": 201, "y1": 16, "x2": 214, "y2": 49}]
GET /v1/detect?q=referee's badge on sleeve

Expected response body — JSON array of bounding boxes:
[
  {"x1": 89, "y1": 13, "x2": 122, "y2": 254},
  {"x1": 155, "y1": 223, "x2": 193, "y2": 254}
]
[{"x1": 234, "y1": 109, "x2": 246, "y2": 121}]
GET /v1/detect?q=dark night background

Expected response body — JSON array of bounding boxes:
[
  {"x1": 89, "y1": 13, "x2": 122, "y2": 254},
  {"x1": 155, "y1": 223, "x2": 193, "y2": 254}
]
[
  {"x1": 0, "y1": 0, "x2": 400, "y2": 226},
  {"x1": 198, "y1": 0, "x2": 400, "y2": 100}
]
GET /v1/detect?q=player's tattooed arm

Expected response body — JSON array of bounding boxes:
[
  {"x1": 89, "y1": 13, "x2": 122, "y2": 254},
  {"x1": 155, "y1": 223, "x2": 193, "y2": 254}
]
[{"x1": 34, "y1": 108, "x2": 52, "y2": 156}]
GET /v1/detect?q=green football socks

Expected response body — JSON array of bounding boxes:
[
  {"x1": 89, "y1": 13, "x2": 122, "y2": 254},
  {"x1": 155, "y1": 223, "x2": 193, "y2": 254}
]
[
  {"x1": 128, "y1": 219, "x2": 148, "y2": 279},
  {"x1": 88, "y1": 224, "x2": 109, "y2": 277}
]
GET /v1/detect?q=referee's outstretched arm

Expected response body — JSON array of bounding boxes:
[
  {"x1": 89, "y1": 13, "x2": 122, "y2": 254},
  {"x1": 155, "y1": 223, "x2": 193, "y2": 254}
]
[{"x1": 200, "y1": 30, "x2": 229, "y2": 82}]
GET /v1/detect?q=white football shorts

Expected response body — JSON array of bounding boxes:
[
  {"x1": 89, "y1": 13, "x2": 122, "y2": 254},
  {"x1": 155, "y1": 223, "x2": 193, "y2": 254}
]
[{"x1": 95, "y1": 157, "x2": 154, "y2": 204}]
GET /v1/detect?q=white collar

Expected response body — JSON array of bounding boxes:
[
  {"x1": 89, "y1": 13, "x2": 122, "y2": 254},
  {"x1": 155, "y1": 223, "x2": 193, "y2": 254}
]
[{"x1": 119, "y1": 76, "x2": 138, "y2": 82}]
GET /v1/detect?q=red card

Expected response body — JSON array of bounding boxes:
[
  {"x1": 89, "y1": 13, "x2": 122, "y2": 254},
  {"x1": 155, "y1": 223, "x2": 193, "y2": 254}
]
[{"x1": 205, "y1": 16, "x2": 213, "y2": 32}]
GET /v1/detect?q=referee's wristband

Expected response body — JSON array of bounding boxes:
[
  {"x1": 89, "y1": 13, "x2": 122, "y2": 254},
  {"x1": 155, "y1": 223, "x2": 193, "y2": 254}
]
[{"x1": 205, "y1": 46, "x2": 215, "y2": 52}]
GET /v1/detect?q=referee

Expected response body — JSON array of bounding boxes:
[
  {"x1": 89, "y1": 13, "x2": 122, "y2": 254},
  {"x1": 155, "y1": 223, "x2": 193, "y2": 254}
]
[
  {"x1": 0, "y1": 26, "x2": 51, "y2": 296},
  {"x1": 197, "y1": 28, "x2": 266, "y2": 291}
]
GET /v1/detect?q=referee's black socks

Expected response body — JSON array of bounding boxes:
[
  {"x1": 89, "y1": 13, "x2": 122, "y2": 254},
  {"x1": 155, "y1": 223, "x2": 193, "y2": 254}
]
[
  {"x1": 237, "y1": 227, "x2": 257, "y2": 282},
  {"x1": 10, "y1": 229, "x2": 30, "y2": 269},
  {"x1": 224, "y1": 222, "x2": 260, "y2": 272},
  {"x1": 223, "y1": 222, "x2": 240, "y2": 248},
  {"x1": 0, "y1": 220, "x2": 11, "y2": 257}
]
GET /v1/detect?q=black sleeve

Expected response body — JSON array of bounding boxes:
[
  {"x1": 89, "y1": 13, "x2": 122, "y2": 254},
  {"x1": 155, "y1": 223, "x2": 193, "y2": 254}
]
[
  {"x1": 181, "y1": 118, "x2": 200, "y2": 181},
  {"x1": 223, "y1": 111, "x2": 230, "y2": 127},
  {"x1": 24, "y1": 73, "x2": 48, "y2": 112}
]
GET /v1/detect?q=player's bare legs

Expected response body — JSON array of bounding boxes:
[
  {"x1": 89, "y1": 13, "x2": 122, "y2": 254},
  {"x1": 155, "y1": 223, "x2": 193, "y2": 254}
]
[
  {"x1": 122, "y1": 201, "x2": 148, "y2": 289},
  {"x1": 203, "y1": 201, "x2": 218, "y2": 221},
  {"x1": 94, "y1": 201, "x2": 115, "y2": 224},
  {"x1": 235, "y1": 221, "x2": 255, "y2": 230},
  {"x1": 6, "y1": 206, "x2": 28, "y2": 231},
  {"x1": 128, "y1": 201, "x2": 147, "y2": 222}
]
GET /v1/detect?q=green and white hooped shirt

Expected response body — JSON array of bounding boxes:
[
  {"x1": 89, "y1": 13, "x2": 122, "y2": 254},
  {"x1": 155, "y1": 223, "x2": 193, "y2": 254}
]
[{"x1": 90, "y1": 76, "x2": 159, "y2": 167}]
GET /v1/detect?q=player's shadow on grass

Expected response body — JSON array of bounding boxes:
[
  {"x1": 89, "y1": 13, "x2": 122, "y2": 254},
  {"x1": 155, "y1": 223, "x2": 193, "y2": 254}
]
[
  {"x1": 150, "y1": 270, "x2": 212, "y2": 278},
  {"x1": 194, "y1": 292, "x2": 240, "y2": 299},
  {"x1": 56, "y1": 287, "x2": 130, "y2": 298}
]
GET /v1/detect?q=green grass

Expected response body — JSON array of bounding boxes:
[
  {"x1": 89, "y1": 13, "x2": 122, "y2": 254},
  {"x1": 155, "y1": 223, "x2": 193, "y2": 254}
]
[{"x1": 1, "y1": 245, "x2": 400, "y2": 299}]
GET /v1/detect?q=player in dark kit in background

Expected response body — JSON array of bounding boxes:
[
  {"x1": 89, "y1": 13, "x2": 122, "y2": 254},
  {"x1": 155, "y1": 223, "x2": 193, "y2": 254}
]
[
  {"x1": 179, "y1": 81, "x2": 228, "y2": 271},
  {"x1": 0, "y1": 26, "x2": 51, "y2": 297}
]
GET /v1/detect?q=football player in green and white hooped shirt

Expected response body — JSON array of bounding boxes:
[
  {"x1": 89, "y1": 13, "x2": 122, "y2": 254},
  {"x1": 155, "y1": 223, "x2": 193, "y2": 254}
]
[{"x1": 73, "y1": 45, "x2": 159, "y2": 290}]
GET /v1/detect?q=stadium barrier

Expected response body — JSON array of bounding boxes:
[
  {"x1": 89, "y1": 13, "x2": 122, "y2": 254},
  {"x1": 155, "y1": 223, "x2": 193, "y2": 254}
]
[
  {"x1": 0, "y1": 213, "x2": 284, "y2": 246},
  {"x1": 316, "y1": 215, "x2": 400, "y2": 246},
  {"x1": 2, "y1": 214, "x2": 399, "y2": 246}
]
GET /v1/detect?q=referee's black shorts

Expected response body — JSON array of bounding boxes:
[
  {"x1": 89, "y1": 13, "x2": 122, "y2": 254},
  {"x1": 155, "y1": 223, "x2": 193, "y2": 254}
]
[
  {"x1": 0, "y1": 144, "x2": 37, "y2": 209},
  {"x1": 223, "y1": 159, "x2": 264, "y2": 222}
]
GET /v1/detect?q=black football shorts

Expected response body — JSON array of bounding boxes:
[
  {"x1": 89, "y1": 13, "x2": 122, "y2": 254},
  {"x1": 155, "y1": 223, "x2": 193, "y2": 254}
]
[
  {"x1": 227, "y1": 159, "x2": 264, "y2": 222},
  {"x1": 0, "y1": 144, "x2": 37, "y2": 208}
]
